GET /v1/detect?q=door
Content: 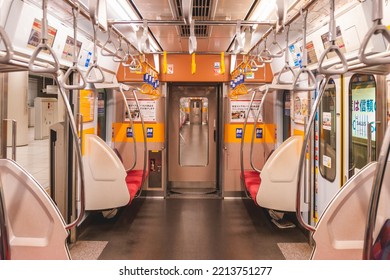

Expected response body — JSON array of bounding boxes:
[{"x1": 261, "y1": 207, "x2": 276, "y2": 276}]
[
  {"x1": 315, "y1": 77, "x2": 341, "y2": 219},
  {"x1": 347, "y1": 74, "x2": 385, "y2": 180},
  {"x1": 167, "y1": 85, "x2": 219, "y2": 195}
]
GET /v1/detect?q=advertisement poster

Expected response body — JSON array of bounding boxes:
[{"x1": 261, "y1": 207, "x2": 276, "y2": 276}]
[
  {"x1": 321, "y1": 26, "x2": 346, "y2": 59},
  {"x1": 351, "y1": 87, "x2": 376, "y2": 140},
  {"x1": 289, "y1": 43, "x2": 302, "y2": 67},
  {"x1": 322, "y1": 112, "x2": 332, "y2": 131},
  {"x1": 126, "y1": 99, "x2": 157, "y2": 123},
  {"x1": 293, "y1": 97, "x2": 309, "y2": 124},
  {"x1": 62, "y1": 35, "x2": 83, "y2": 62},
  {"x1": 27, "y1": 18, "x2": 57, "y2": 51},
  {"x1": 80, "y1": 89, "x2": 95, "y2": 123},
  {"x1": 306, "y1": 41, "x2": 318, "y2": 65},
  {"x1": 230, "y1": 100, "x2": 263, "y2": 123}
]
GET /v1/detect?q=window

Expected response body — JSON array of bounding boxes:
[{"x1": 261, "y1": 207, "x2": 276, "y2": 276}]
[{"x1": 319, "y1": 79, "x2": 337, "y2": 182}]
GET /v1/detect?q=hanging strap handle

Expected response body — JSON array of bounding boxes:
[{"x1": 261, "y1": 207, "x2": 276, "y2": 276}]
[
  {"x1": 113, "y1": 37, "x2": 126, "y2": 62},
  {"x1": 358, "y1": 0, "x2": 390, "y2": 65},
  {"x1": 29, "y1": 0, "x2": 60, "y2": 74},
  {"x1": 86, "y1": 24, "x2": 105, "y2": 83},
  {"x1": 293, "y1": 9, "x2": 316, "y2": 91},
  {"x1": 189, "y1": 20, "x2": 197, "y2": 54},
  {"x1": 233, "y1": 21, "x2": 244, "y2": 54},
  {"x1": 101, "y1": 26, "x2": 117, "y2": 57},
  {"x1": 259, "y1": 38, "x2": 273, "y2": 63},
  {"x1": 62, "y1": 4, "x2": 86, "y2": 90},
  {"x1": 0, "y1": 27, "x2": 13, "y2": 63},
  {"x1": 318, "y1": 0, "x2": 348, "y2": 74},
  {"x1": 270, "y1": 28, "x2": 283, "y2": 58},
  {"x1": 276, "y1": 25, "x2": 296, "y2": 84}
]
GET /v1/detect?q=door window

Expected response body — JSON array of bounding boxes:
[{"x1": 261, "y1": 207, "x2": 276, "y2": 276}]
[
  {"x1": 349, "y1": 74, "x2": 376, "y2": 177},
  {"x1": 319, "y1": 79, "x2": 336, "y2": 182}
]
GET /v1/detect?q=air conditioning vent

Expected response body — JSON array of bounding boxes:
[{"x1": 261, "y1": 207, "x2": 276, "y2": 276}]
[{"x1": 175, "y1": 0, "x2": 212, "y2": 38}]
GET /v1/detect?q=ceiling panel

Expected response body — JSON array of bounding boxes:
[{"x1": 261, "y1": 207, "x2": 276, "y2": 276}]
[
  {"x1": 132, "y1": 0, "x2": 175, "y2": 20},
  {"x1": 214, "y1": 0, "x2": 256, "y2": 19}
]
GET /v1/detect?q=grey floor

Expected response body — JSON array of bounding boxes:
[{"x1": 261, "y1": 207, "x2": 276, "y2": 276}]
[{"x1": 76, "y1": 198, "x2": 310, "y2": 260}]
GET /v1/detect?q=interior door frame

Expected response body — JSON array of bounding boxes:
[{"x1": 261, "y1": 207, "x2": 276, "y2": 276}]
[{"x1": 165, "y1": 83, "x2": 223, "y2": 197}]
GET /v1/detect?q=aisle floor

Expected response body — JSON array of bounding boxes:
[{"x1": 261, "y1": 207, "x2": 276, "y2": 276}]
[{"x1": 75, "y1": 198, "x2": 311, "y2": 260}]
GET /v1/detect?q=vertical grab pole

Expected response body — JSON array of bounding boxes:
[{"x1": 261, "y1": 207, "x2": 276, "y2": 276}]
[
  {"x1": 132, "y1": 90, "x2": 147, "y2": 195},
  {"x1": 367, "y1": 122, "x2": 372, "y2": 164},
  {"x1": 250, "y1": 86, "x2": 269, "y2": 173},
  {"x1": 240, "y1": 90, "x2": 257, "y2": 192},
  {"x1": 1, "y1": 120, "x2": 7, "y2": 160},
  {"x1": 1, "y1": 119, "x2": 17, "y2": 160},
  {"x1": 119, "y1": 85, "x2": 137, "y2": 172},
  {"x1": 363, "y1": 122, "x2": 390, "y2": 259},
  {"x1": 55, "y1": 76, "x2": 85, "y2": 230},
  {"x1": 296, "y1": 75, "x2": 329, "y2": 232},
  {"x1": 0, "y1": 180, "x2": 10, "y2": 260},
  {"x1": 10, "y1": 120, "x2": 16, "y2": 161}
]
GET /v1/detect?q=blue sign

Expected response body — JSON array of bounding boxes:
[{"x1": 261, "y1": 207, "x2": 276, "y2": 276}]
[
  {"x1": 147, "y1": 127, "x2": 153, "y2": 138},
  {"x1": 126, "y1": 127, "x2": 133, "y2": 138},
  {"x1": 85, "y1": 51, "x2": 92, "y2": 67},
  {"x1": 236, "y1": 128, "x2": 243, "y2": 139},
  {"x1": 256, "y1": 128, "x2": 263, "y2": 139}
]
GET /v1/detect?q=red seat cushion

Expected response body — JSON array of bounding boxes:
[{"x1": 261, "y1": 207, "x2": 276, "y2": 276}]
[
  {"x1": 125, "y1": 170, "x2": 149, "y2": 204},
  {"x1": 126, "y1": 183, "x2": 140, "y2": 204},
  {"x1": 241, "y1": 170, "x2": 261, "y2": 203},
  {"x1": 242, "y1": 170, "x2": 260, "y2": 179},
  {"x1": 371, "y1": 219, "x2": 390, "y2": 260}
]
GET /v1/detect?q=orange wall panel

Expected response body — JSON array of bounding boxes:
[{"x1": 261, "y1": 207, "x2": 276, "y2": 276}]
[
  {"x1": 117, "y1": 54, "x2": 273, "y2": 83},
  {"x1": 159, "y1": 54, "x2": 230, "y2": 82}
]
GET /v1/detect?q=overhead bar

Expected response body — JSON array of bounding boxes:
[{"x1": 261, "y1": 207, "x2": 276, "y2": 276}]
[
  {"x1": 248, "y1": 0, "x2": 319, "y2": 55},
  {"x1": 108, "y1": 19, "x2": 276, "y2": 27},
  {"x1": 63, "y1": 0, "x2": 138, "y2": 53}
]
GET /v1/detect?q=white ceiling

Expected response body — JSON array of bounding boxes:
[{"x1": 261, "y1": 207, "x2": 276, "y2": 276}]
[{"x1": 25, "y1": 0, "x2": 357, "y2": 55}]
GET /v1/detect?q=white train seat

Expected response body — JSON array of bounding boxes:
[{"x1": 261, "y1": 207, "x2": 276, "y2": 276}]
[
  {"x1": 83, "y1": 134, "x2": 144, "y2": 210},
  {"x1": 246, "y1": 135, "x2": 303, "y2": 212},
  {"x1": 311, "y1": 162, "x2": 377, "y2": 259},
  {"x1": 0, "y1": 159, "x2": 70, "y2": 260}
]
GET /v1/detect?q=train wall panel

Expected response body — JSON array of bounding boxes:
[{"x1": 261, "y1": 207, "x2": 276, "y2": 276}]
[
  {"x1": 2, "y1": 0, "x2": 119, "y2": 82},
  {"x1": 111, "y1": 88, "x2": 165, "y2": 191},
  {"x1": 270, "y1": 0, "x2": 388, "y2": 76}
]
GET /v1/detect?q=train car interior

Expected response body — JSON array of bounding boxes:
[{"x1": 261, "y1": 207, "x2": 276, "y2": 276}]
[{"x1": 0, "y1": 0, "x2": 389, "y2": 261}]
